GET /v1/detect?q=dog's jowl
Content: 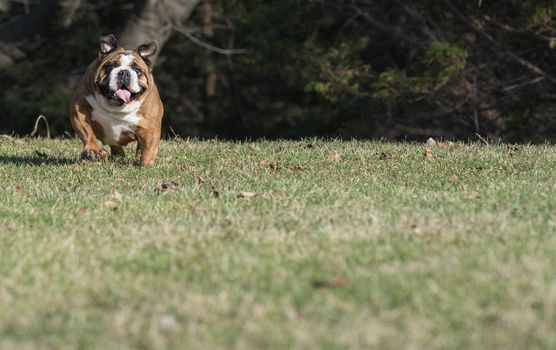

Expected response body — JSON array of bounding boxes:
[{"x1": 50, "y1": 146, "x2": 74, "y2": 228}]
[{"x1": 70, "y1": 34, "x2": 164, "y2": 166}]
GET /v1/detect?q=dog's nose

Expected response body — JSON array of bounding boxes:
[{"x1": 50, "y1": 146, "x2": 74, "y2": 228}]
[
  {"x1": 118, "y1": 70, "x2": 131, "y2": 85},
  {"x1": 118, "y1": 70, "x2": 130, "y2": 79}
]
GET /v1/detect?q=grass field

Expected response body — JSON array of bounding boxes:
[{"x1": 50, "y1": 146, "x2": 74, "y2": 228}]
[{"x1": 0, "y1": 138, "x2": 555, "y2": 349}]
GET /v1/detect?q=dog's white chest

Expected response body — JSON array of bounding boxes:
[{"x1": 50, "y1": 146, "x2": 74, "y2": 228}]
[{"x1": 86, "y1": 95, "x2": 141, "y2": 146}]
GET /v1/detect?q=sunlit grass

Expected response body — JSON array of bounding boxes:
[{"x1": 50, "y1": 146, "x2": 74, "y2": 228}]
[{"x1": 0, "y1": 138, "x2": 555, "y2": 349}]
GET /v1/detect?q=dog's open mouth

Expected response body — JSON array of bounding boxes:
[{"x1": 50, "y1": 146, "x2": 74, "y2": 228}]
[
  {"x1": 112, "y1": 87, "x2": 141, "y2": 104},
  {"x1": 100, "y1": 84, "x2": 144, "y2": 105}
]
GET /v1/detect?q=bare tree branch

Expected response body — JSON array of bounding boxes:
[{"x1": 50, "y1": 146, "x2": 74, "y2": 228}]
[
  {"x1": 173, "y1": 25, "x2": 251, "y2": 56},
  {"x1": 443, "y1": 0, "x2": 556, "y2": 85}
]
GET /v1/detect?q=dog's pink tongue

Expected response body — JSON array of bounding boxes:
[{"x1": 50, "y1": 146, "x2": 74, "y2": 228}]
[{"x1": 115, "y1": 89, "x2": 131, "y2": 103}]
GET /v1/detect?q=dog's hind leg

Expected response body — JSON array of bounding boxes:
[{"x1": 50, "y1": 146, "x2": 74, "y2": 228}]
[{"x1": 135, "y1": 127, "x2": 160, "y2": 166}]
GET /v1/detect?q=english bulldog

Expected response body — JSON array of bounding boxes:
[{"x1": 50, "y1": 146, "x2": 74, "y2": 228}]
[{"x1": 70, "y1": 34, "x2": 164, "y2": 166}]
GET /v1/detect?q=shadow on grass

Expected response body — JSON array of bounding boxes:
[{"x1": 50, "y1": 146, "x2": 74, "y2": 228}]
[{"x1": 0, "y1": 155, "x2": 78, "y2": 166}]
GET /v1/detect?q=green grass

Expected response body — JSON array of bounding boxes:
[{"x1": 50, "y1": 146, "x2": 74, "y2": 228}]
[{"x1": 0, "y1": 138, "x2": 555, "y2": 349}]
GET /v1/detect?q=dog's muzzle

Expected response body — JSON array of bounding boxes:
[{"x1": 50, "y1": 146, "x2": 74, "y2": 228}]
[{"x1": 118, "y1": 70, "x2": 131, "y2": 87}]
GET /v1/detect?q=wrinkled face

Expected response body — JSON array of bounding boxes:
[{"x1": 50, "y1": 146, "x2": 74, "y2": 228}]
[
  {"x1": 93, "y1": 35, "x2": 159, "y2": 107},
  {"x1": 96, "y1": 52, "x2": 149, "y2": 106}
]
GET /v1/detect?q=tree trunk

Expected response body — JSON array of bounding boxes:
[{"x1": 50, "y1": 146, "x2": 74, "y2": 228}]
[{"x1": 119, "y1": 0, "x2": 201, "y2": 64}]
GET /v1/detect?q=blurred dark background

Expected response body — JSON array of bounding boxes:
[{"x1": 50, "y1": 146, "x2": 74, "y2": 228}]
[{"x1": 1, "y1": 0, "x2": 556, "y2": 141}]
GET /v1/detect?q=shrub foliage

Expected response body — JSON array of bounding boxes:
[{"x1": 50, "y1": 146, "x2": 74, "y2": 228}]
[{"x1": 1, "y1": 0, "x2": 556, "y2": 141}]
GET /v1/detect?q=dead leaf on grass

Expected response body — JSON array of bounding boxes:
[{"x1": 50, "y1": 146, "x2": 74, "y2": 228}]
[
  {"x1": 378, "y1": 151, "x2": 397, "y2": 160},
  {"x1": 15, "y1": 185, "x2": 24, "y2": 194},
  {"x1": 437, "y1": 142, "x2": 447, "y2": 149},
  {"x1": 103, "y1": 200, "x2": 118, "y2": 210},
  {"x1": 180, "y1": 164, "x2": 197, "y2": 172},
  {"x1": 465, "y1": 193, "x2": 480, "y2": 201},
  {"x1": 6, "y1": 222, "x2": 17, "y2": 231},
  {"x1": 260, "y1": 160, "x2": 281, "y2": 170},
  {"x1": 449, "y1": 176, "x2": 467, "y2": 190},
  {"x1": 155, "y1": 181, "x2": 179, "y2": 194},
  {"x1": 449, "y1": 176, "x2": 461, "y2": 186},
  {"x1": 410, "y1": 224, "x2": 422, "y2": 235},
  {"x1": 236, "y1": 191, "x2": 261, "y2": 200},
  {"x1": 292, "y1": 165, "x2": 307, "y2": 171},
  {"x1": 79, "y1": 207, "x2": 88, "y2": 214},
  {"x1": 327, "y1": 152, "x2": 341, "y2": 162},
  {"x1": 196, "y1": 176, "x2": 205, "y2": 185},
  {"x1": 35, "y1": 150, "x2": 48, "y2": 158},
  {"x1": 312, "y1": 277, "x2": 349, "y2": 289},
  {"x1": 212, "y1": 186, "x2": 223, "y2": 198},
  {"x1": 508, "y1": 144, "x2": 519, "y2": 157},
  {"x1": 190, "y1": 203, "x2": 200, "y2": 213}
]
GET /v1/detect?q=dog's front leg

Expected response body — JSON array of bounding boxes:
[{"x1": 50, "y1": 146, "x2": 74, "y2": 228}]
[{"x1": 70, "y1": 105, "x2": 108, "y2": 161}]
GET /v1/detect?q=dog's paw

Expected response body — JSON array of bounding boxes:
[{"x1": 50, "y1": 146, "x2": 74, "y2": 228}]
[{"x1": 81, "y1": 148, "x2": 108, "y2": 161}]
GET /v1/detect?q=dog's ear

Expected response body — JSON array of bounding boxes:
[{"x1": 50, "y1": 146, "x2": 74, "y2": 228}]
[
  {"x1": 135, "y1": 40, "x2": 159, "y2": 62},
  {"x1": 100, "y1": 34, "x2": 118, "y2": 54}
]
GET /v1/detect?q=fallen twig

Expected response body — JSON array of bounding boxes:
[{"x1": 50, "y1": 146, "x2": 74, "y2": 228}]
[
  {"x1": 30, "y1": 114, "x2": 50, "y2": 138},
  {"x1": 475, "y1": 133, "x2": 489, "y2": 145}
]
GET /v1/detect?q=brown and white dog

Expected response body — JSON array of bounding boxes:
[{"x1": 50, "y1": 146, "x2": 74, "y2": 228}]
[{"x1": 70, "y1": 34, "x2": 164, "y2": 166}]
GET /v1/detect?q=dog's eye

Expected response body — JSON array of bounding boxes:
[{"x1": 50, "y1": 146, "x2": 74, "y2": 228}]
[
  {"x1": 133, "y1": 67, "x2": 142, "y2": 75},
  {"x1": 104, "y1": 62, "x2": 117, "y2": 71}
]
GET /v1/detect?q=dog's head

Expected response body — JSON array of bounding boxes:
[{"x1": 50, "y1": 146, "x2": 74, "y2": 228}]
[{"x1": 94, "y1": 34, "x2": 159, "y2": 106}]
